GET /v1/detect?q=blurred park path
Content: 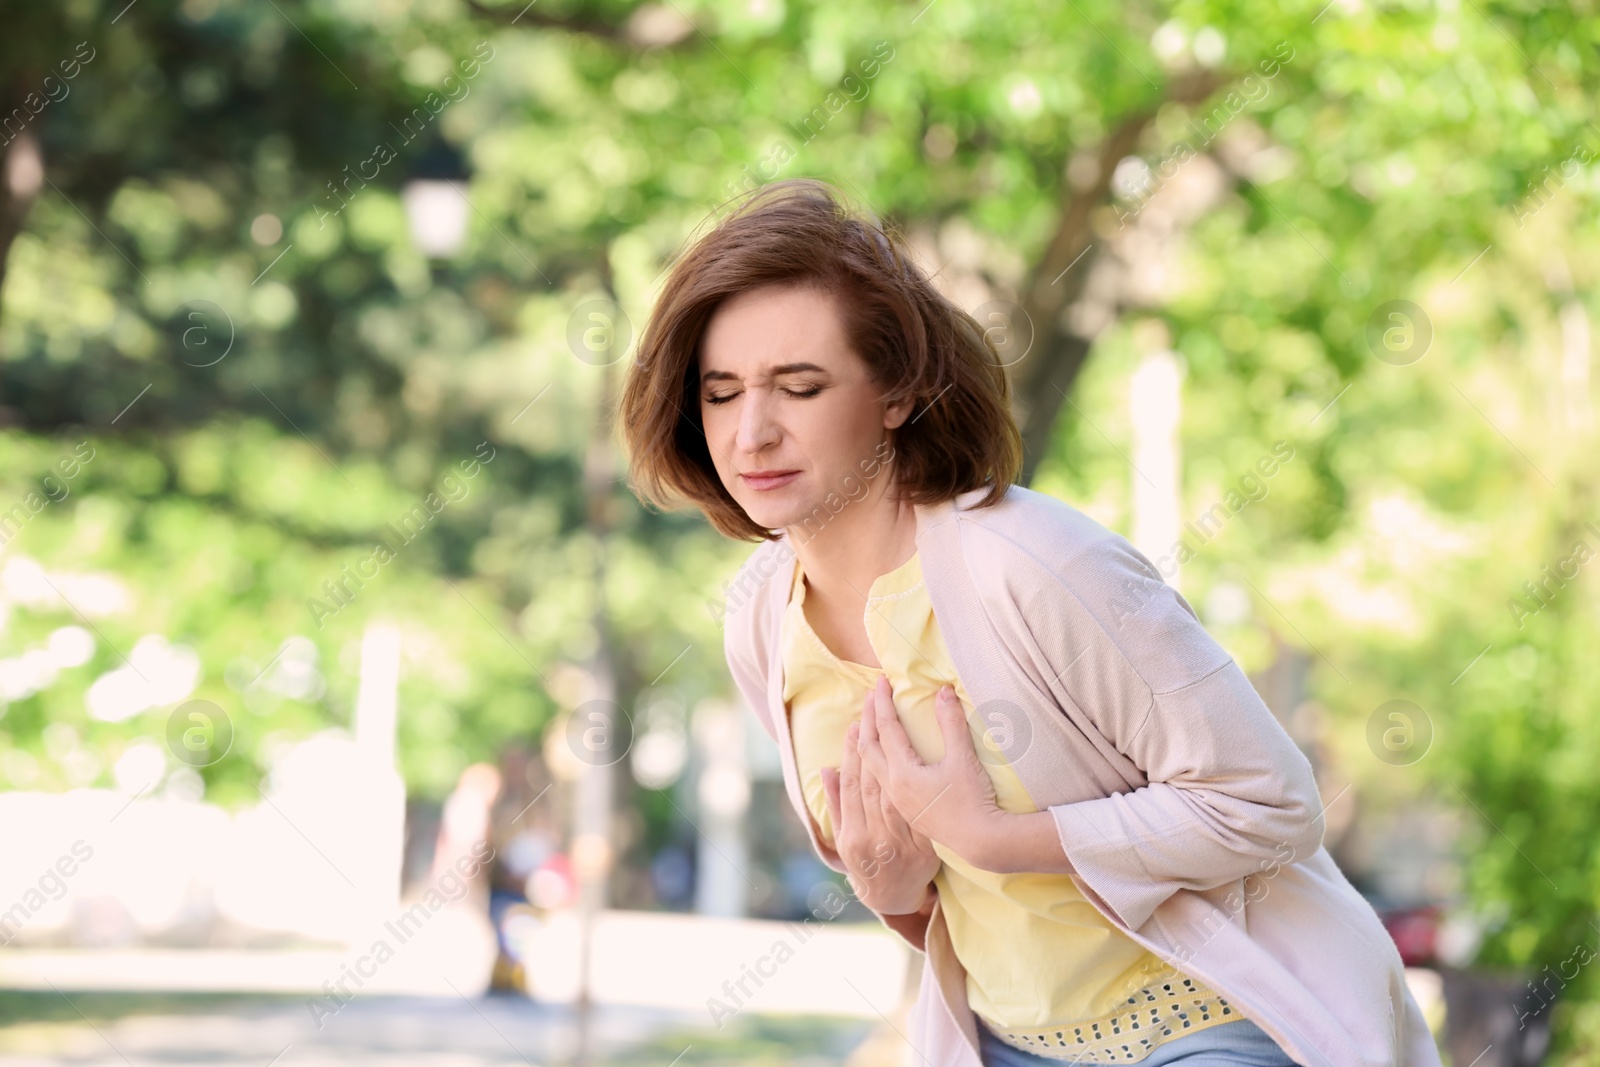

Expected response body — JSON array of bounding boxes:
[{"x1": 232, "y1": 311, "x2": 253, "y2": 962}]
[{"x1": 0, "y1": 992, "x2": 878, "y2": 1067}]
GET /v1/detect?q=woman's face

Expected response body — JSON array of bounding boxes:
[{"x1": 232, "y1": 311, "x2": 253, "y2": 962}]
[{"x1": 697, "y1": 283, "x2": 912, "y2": 534}]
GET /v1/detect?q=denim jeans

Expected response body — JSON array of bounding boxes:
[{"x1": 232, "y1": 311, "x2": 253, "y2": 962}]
[{"x1": 976, "y1": 1016, "x2": 1302, "y2": 1067}]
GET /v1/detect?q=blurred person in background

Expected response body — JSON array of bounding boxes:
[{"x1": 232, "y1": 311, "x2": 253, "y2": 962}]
[{"x1": 618, "y1": 179, "x2": 1441, "y2": 1067}]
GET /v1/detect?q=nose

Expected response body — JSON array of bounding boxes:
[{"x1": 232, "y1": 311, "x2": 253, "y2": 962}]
[{"x1": 734, "y1": 385, "x2": 781, "y2": 456}]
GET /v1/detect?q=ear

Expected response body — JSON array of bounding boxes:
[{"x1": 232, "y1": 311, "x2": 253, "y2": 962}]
[{"x1": 883, "y1": 395, "x2": 915, "y2": 430}]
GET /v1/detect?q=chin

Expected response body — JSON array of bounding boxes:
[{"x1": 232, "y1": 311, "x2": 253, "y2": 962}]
[
  {"x1": 736, "y1": 498, "x2": 801, "y2": 531},
  {"x1": 727, "y1": 490, "x2": 812, "y2": 533}
]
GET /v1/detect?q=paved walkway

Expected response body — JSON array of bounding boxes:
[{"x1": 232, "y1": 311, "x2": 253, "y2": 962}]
[{"x1": 0, "y1": 992, "x2": 879, "y2": 1066}]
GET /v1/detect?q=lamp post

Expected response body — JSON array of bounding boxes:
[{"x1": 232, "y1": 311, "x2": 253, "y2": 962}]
[
  {"x1": 1129, "y1": 326, "x2": 1184, "y2": 591},
  {"x1": 402, "y1": 141, "x2": 470, "y2": 259}
]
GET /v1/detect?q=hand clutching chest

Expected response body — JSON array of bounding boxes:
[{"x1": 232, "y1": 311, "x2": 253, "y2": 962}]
[{"x1": 822, "y1": 675, "x2": 1075, "y2": 911}]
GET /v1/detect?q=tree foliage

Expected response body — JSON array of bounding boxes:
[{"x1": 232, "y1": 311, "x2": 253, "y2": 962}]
[{"x1": 2, "y1": 0, "x2": 1599, "y2": 1050}]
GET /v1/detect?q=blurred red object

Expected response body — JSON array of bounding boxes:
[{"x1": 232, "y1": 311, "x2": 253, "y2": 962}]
[
  {"x1": 526, "y1": 851, "x2": 577, "y2": 909},
  {"x1": 1379, "y1": 905, "x2": 1439, "y2": 966}
]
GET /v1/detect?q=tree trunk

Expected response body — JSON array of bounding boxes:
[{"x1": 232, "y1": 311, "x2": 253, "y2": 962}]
[
  {"x1": 1012, "y1": 71, "x2": 1229, "y2": 484},
  {"x1": 0, "y1": 129, "x2": 43, "y2": 322}
]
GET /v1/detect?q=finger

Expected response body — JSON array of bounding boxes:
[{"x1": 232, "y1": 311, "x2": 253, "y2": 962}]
[
  {"x1": 839, "y1": 721, "x2": 868, "y2": 838},
  {"x1": 857, "y1": 757, "x2": 891, "y2": 846},
  {"x1": 820, "y1": 766, "x2": 841, "y2": 840},
  {"x1": 841, "y1": 719, "x2": 862, "y2": 778},
  {"x1": 857, "y1": 690, "x2": 890, "y2": 780},
  {"x1": 858, "y1": 685, "x2": 880, "y2": 746},
  {"x1": 872, "y1": 675, "x2": 924, "y2": 768},
  {"x1": 858, "y1": 748, "x2": 884, "y2": 804},
  {"x1": 876, "y1": 764, "x2": 915, "y2": 838},
  {"x1": 933, "y1": 684, "x2": 979, "y2": 769}
]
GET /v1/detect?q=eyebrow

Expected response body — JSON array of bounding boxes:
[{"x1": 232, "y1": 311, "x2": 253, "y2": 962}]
[{"x1": 700, "y1": 361, "x2": 830, "y2": 384}]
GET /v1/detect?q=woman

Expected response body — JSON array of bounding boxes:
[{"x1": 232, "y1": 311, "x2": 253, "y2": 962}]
[{"x1": 618, "y1": 178, "x2": 1441, "y2": 1067}]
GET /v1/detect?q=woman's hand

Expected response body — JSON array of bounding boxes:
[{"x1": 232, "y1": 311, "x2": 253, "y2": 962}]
[
  {"x1": 858, "y1": 675, "x2": 1010, "y2": 870},
  {"x1": 820, "y1": 687, "x2": 941, "y2": 915}
]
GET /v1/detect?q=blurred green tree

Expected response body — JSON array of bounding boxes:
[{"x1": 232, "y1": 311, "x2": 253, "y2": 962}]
[{"x1": 0, "y1": 5, "x2": 1598, "y2": 1055}]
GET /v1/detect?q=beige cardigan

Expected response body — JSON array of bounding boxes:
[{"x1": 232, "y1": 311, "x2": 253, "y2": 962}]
[{"x1": 722, "y1": 485, "x2": 1442, "y2": 1067}]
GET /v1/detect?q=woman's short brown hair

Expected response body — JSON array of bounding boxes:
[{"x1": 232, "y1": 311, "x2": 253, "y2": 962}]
[{"x1": 618, "y1": 178, "x2": 1022, "y2": 542}]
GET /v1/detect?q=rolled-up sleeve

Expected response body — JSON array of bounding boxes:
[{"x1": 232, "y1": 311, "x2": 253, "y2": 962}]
[
  {"x1": 1017, "y1": 534, "x2": 1325, "y2": 932},
  {"x1": 1049, "y1": 661, "x2": 1325, "y2": 930}
]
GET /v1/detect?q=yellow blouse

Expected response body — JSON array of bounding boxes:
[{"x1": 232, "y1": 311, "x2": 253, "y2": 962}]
[{"x1": 782, "y1": 550, "x2": 1239, "y2": 1062}]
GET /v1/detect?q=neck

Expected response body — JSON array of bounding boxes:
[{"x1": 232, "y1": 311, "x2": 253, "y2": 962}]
[{"x1": 783, "y1": 477, "x2": 920, "y2": 607}]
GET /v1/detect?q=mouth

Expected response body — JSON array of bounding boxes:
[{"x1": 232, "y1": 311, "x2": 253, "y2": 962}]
[{"x1": 740, "y1": 469, "x2": 801, "y2": 492}]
